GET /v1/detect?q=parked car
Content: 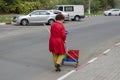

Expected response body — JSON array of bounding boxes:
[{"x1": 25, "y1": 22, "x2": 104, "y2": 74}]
[
  {"x1": 104, "y1": 9, "x2": 120, "y2": 16},
  {"x1": 48, "y1": 10, "x2": 69, "y2": 20},
  {"x1": 13, "y1": 10, "x2": 56, "y2": 25}
]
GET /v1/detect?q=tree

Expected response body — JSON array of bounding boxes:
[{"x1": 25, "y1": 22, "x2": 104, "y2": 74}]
[
  {"x1": 0, "y1": 0, "x2": 120, "y2": 14},
  {"x1": 91, "y1": 0, "x2": 101, "y2": 12},
  {"x1": 4, "y1": 0, "x2": 22, "y2": 5},
  {"x1": 115, "y1": 0, "x2": 120, "y2": 8},
  {"x1": 0, "y1": 0, "x2": 5, "y2": 13}
]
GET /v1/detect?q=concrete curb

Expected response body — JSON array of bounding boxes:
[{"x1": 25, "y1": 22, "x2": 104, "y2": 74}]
[
  {"x1": 0, "y1": 22, "x2": 15, "y2": 25},
  {"x1": 85, "y1": 15, "x2": 102, "y2": 18},
  {"x1": 75, "y1": 42, "x2": 120, "y2": 71},
  {"x1": 57, "y1": 42, "x2": 120, "y2": 80},
  {"x1": 0, "y1": 22, "x2": 11, "y2": 25}
]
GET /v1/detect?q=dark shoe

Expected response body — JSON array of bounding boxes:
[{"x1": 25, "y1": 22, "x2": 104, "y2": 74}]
[{"x1": 55, "y1": 64, "x2": 61, "y2": 72}]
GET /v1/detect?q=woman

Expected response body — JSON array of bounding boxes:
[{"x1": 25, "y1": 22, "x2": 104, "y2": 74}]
[{"x1": 49, "y1": 13, "x2": 66, "y2": 72}]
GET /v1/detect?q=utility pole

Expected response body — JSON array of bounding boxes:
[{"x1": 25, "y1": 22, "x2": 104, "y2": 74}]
[{"x1": 88, "y1": 0, "x2": 91, "y2": 15}]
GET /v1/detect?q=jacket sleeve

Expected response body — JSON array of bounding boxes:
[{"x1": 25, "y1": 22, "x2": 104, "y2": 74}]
[{"x1": 61, "y1": 26, "x2": 66, "y2": 42}]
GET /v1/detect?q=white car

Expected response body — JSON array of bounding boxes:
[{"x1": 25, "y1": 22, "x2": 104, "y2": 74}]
[
  {"x1": 104, "y1": 9, "x2": 120, "y2": 16},
  {"x1": 13, "y1": 10, "x2": 56, "y2": 25},
  {"x1": 48, "y1": 10, "x2": 69, "y2": 20}
]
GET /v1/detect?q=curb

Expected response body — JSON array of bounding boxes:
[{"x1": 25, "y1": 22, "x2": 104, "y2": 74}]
[
  {"x1": 57, "y1": 42, "x2": 120, "y2": 80},
  {"x1": 76, "y1": 42, "x2": 120, "y2": 70},
  {"x1": 85, "y1": 15, "x2": 102, "y2": 18},
  {"x1": 0, "y1": 22, "x2": 14, "y2": 25},
  {"x1": 6, "y1": 22, "x2": 11, "y2": 24}
]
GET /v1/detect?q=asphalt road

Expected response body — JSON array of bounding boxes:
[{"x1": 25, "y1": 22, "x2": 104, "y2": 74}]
[{"x1": 0, "y1": 16, "x2": 120, "y2": 80}]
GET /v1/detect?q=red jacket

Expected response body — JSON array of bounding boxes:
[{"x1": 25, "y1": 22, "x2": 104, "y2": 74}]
[{"x1": 49, "y1": 22, "x2": 66, "y2": 54}]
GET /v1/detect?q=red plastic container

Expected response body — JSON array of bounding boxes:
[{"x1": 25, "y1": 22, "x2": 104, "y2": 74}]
[{"x1": 67, "y1": 50, "x2": 79, "y2": 60}]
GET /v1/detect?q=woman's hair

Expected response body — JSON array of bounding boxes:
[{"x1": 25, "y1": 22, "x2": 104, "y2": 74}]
[{"x1": 55, "y1": 13, "x2": 65, "y2": 20}]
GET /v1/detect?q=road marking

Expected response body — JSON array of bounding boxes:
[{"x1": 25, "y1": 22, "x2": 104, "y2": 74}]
[
  {"x1": 88, "y1": 57, "x2": 98, "y2": 63},
  {"x1": 57, "y1": 70, "x2": 75, "y2": 80},
  {"x1": 103, "y1": 49, "x2": 111, "y2": 54},
  {"x1": 115, "y1": 42, "x2": 120, "y2": 46},
  {"x1": 43, "y1": 24, "x2": 50, "y2": 34}
]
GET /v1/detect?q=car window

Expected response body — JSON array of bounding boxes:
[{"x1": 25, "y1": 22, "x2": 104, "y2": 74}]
[
  {"x1": 113, "y1": 10, "x2": 119, "y2": 11},
  {"x1": 58, "y1": 6, "x2": 63, "y2": 11},
  {"x1": 39, "y1": 11, "x2": 50, "y2": 15},
  {"x1": 31, "y1": 11, "x2": 40, "y2": 15},
  {"x1": 64, "y1": 6, "x2": 74, "y2": 12},
  {"x1": 54, "y1": 11, "x2": 61, "y2": 14}
]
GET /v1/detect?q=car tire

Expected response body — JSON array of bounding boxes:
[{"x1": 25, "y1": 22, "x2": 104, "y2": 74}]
[
  {"x1": 74, "y1": 16, "x2": 80, "y2": 21},
  {"x1": 21, "y1": 19, "x2": 29, "y2": 26},
  {"x1": 48, "y1": 19, "x2": 55, "y2": 25},
  {"x1": 104, "y1": 14, "x2": 107, "y2": 16},
  {"x1": 108, "y1": 13, "x2": 111, "y2": 16}
]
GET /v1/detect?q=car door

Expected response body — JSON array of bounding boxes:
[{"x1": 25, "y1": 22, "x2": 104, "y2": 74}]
[
  {"x1": 39, "y1": 11, "x2": 50, "y2": 23},
  {"x1": 111, "y1": 9, "x2": 119, "y2": 15},
  {"x1": 28, "y1": 11, "x2": 41, "y2": 23}
]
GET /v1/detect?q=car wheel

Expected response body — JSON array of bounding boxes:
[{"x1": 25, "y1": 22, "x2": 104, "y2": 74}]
[
  {"x1": 74, "y1": 16, "x2": 80, "y2": 21},
  {"x1": 48, "y1": 19, "x2": 55, "y2": 25},
  {"x1": 108, "y1": 13, "x2": 111, "y2": 16},
  {"x1": 21, "y1": 19, "x2": 29, "y2": 26},
  {"x1": 104, "y1": 14, "x2": 107, "y2": 16}
]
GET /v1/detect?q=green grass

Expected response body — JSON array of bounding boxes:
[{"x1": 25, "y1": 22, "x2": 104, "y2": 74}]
[
  {"x1": 0, "y1": 17, "x2": 12, "y2": 22},
  {"x1": 0, "y1": 14, "x2": 17, "y2": 22},
  {"x1": 85, "y1": 11, "x2": 103, "y2": 16}
]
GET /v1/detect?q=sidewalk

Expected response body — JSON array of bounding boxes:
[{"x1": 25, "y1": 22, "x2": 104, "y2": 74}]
[{"x1": 59, "y1": 42, "x2": 120, "y2": 80}]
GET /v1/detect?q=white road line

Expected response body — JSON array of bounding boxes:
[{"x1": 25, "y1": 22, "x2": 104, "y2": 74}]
[
  {"x1": 57, "y1": 70, "x2": 75, "y2": 80},
  {"x1": 43, "y1": 24, "x2": 50, "y2": 34},
  {"x1": 115, "y1": 42, "x2": 120, "y2": 46},
  {"x1": 103, "y1": 49, "x2": 111, "y2": 54},
  {"x1": 88, "y1": 57, "x2": 98, "y2": 63}
]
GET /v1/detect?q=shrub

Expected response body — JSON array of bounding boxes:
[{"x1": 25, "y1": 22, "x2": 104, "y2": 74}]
[{"x1": 15, "y1": 2, "x2": 39, "y2": 14}]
